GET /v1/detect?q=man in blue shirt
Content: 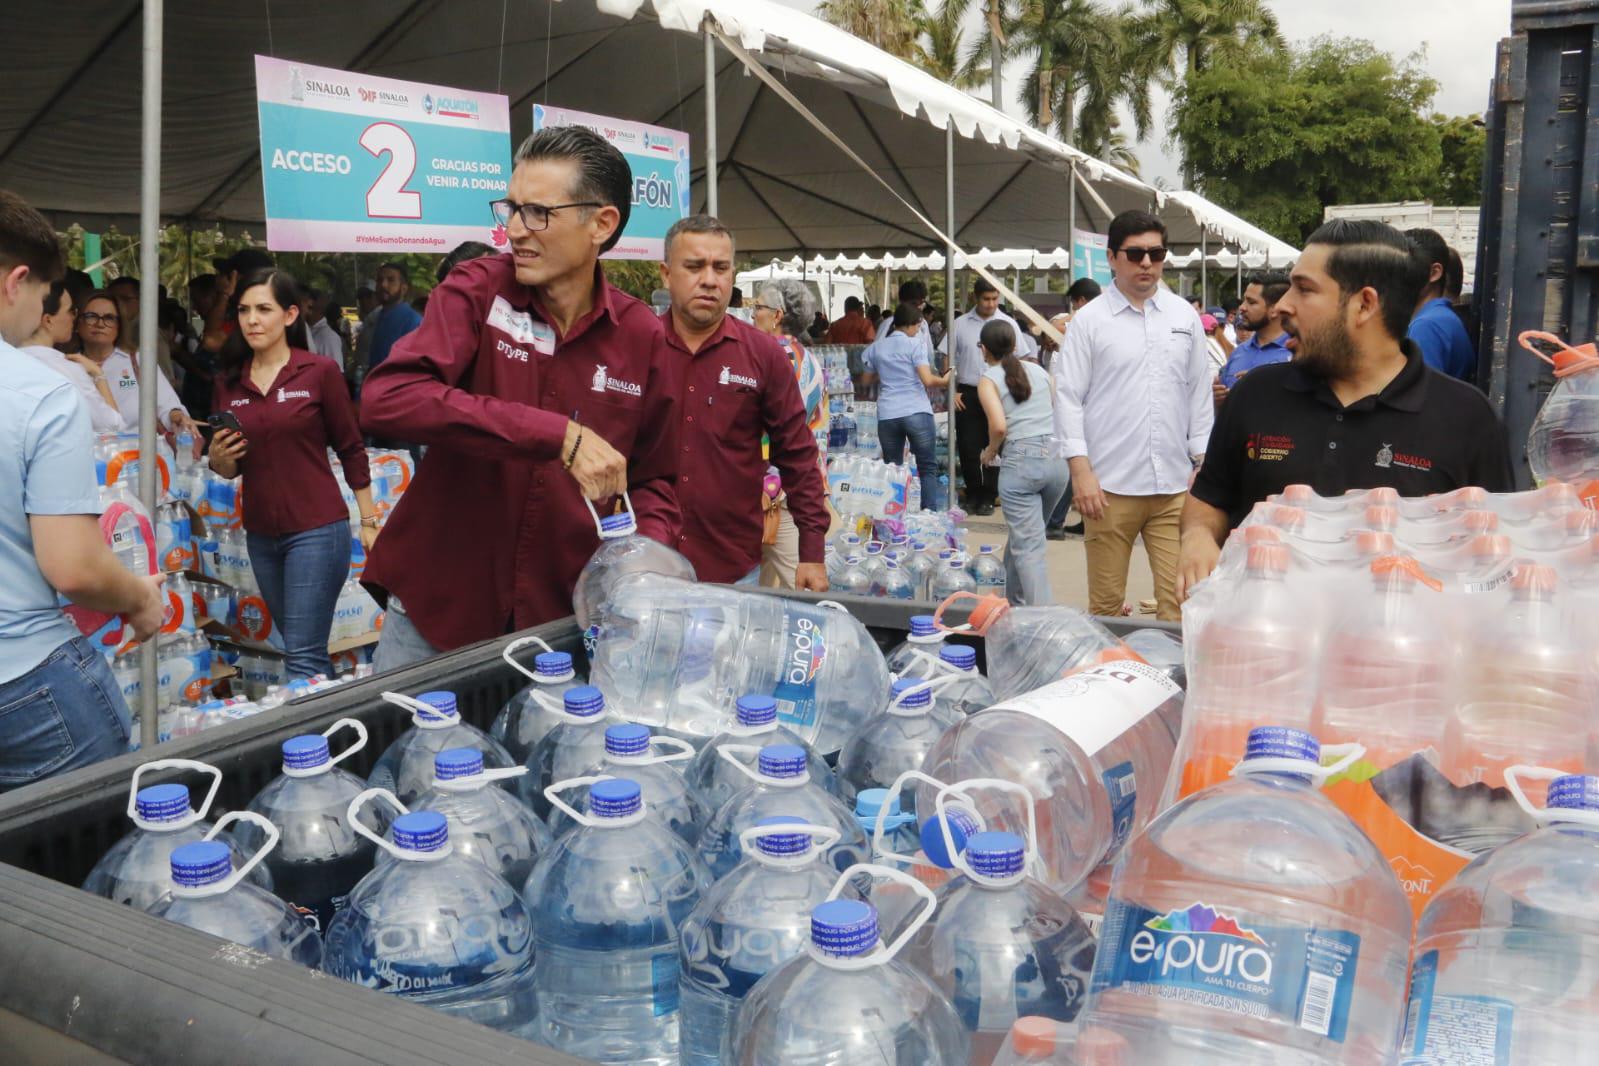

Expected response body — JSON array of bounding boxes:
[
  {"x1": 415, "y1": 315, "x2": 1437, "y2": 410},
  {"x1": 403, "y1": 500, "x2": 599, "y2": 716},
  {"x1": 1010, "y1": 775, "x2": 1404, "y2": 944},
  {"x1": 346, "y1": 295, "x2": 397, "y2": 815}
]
[
  {"x1": 1405, "y1": 228, "x2": 1476, "y2": 381},
  {"x1": 367, "y1": 260, "x2": 424, "y2": 372},
  {"x1": 1216, "y1": 271, "x2": 1293, "y2": 401},
  {"x1": 0, "y1": 191, "x2": 165, "y2": 789}
]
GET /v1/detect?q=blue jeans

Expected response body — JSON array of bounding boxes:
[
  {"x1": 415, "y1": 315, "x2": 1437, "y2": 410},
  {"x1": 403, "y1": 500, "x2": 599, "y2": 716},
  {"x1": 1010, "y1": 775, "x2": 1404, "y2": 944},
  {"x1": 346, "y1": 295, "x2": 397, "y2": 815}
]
[
  {"x1": 0, "y1": 636, "x2": 130, "y2": 792},
  {"x1": 247, "y1": 519, "x2": 350, "y2": 680},
  {"x1": 1048, "y1": 476, "x2": 1074, "y2": 527},
  {"x1": 370, "y1": 598, "x2": 442, "y2": 675},
  {"x1": 997, "y1": 438, "x2": 1070, "y2": 606},
  {"x1": 879, "y1": 411, "x2": 943, "y2": 511}
]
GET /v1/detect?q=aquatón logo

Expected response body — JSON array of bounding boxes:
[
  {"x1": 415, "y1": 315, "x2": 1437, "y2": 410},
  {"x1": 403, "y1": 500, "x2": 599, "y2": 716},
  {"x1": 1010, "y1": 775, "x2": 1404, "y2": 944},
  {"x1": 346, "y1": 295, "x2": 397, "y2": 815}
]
[{"x1": 1128, "y1": 902, "x2": 1273, "y2": 984}]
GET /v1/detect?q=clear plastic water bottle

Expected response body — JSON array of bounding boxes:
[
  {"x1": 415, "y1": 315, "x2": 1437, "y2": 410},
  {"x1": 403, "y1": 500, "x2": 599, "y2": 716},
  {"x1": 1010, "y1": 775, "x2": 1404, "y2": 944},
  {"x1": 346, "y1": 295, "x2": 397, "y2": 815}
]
[
  {"x1": 366, "y1": 690, "x2": 516, "y2": 807},
  {"x1": 518, "y1": 685, "x2": 613, "y2": 819},
  {"x1": 837, "y1": 678, "x2": 962, "y2": 808},
  {"x1": 146, "y1": 811, "x2": 323, "y2": 967},
  {"x1": 322, "y1": 789, "x2": 538, "y2": 1035},
  {"x1": 943, "y1": 594, "x2": 1138, "y2": 701},
  {"x1": 931, "y1": 556, "x2": 977, "y2": 600},
  {"x1": 527, "y1": 776, "x2": 714, "y2": 1064},
  {"x1": 572, "y1": 492, "x2": 697, "y2": 631},
  {"x1": 856, "y1": 787, "x2": 921, "y2": 859},
  {"x1": 902, "y1": 544, "x2": 935, "y2": 595},
  {"x1": 547, "y1": 723, "x2": 707, "y2": 845},
  {"x1": 860, "y1": 541, "x2": 889, "y2": 591},
  {"x1": 921, "y1": 658, "x2": 1184, "y2": 894},
  {"x1": 404, "y1": 748, "x2": 551, "y2": 888},
  {"x1": 833, "y1": 554, "x2": 871, "y2": 595},
  {"x1": 83, "y1": 759, "x2": 272, "y2": 910},
  {"x1": 1121, "y1": 628, "x2": 1187, "y2": 689},
  {"x1": 698, "y1": 744, "x2": 869, "y2": 880},
  {"x1": 889, "y1": 778, "x2": 1098, "y2": 1061},
  {"x1": 237, "y1": 719, "x2": 384, "y2": 933},
  {"x1": 728, "y1": 864, "x2": 971, "y2": 1064},
  {"x1": 885, "y1": 614, "x2": 950, "y2": 677},
  {"x1": 590, "y1": 574, "x2": 890, "y2": 753},
  {"x1": 908, "y1": 643, "x2": 996, "y2": 717},
  {"x1": 678, "y1": 819, "x2": 850, "y2": 1065},
  {"x1": 1400, "y1": 766, "x2": 1599, "y2": 1064},
  {"x1": 876, "y1": 559, "x2": 916, "y2": 599},
  {"x1": 1084, "y1": 727, "x2": 1410, "y2": 1064},
  {"x1": 684, "y1": 695, "x2": 840, "y2": 813},
  {"x1": 489, "y1": 636, "x2": 586, "y2": 765},
  {"x1": 1526, "y1": 334, "x2": 1599, "y2": 488},
  {"x1": 970, "y1": 543, "x2": 1007, "y2": 593}
]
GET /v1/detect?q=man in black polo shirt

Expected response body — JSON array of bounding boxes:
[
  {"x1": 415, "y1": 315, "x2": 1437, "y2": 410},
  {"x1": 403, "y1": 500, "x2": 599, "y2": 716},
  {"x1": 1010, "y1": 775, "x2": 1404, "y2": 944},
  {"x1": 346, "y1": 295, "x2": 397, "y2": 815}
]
[{"x1": 1177, "y1": 219, "x2": 1513, "y2": 599}]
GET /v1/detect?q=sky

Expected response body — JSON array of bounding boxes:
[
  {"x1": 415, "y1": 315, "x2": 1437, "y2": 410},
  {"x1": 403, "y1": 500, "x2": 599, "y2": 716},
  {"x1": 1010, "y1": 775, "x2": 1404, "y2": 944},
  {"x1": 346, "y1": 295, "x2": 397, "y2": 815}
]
[{"x1": 776, "y1": 0, "x2": 1511, "y2": 186}]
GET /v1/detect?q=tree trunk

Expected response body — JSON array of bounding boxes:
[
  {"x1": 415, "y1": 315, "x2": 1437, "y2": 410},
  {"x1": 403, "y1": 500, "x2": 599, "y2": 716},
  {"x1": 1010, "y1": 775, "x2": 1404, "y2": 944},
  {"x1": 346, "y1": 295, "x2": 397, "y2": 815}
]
[
  {"x1": 1038, "y1": 43, "x2": 1054, "y2": 127},
  {"x1": 988, "y1": 0, "x2": 1004, "y2": 108}
]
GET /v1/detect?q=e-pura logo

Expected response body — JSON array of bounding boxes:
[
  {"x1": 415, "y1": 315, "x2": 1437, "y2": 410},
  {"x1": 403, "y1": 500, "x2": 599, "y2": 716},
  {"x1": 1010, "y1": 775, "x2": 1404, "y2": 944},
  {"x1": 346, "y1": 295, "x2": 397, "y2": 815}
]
[{"x1": 1128, "y1": 902, "x2": 1273, "y2": 984}]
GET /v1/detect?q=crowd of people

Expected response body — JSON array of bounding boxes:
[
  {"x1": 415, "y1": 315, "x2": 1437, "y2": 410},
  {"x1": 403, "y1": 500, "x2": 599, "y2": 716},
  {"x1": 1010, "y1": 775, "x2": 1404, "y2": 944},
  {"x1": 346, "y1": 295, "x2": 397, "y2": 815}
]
[{"x1": 0, "y1": 120, "x2": 1512, "y2": 788}]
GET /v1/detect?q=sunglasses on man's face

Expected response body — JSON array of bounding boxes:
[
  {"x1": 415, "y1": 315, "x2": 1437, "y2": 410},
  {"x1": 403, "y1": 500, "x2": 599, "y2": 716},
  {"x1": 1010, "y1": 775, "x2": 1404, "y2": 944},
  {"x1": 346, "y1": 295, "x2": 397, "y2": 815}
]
[{"x1": 1117, "y1": 246, "x2": 1169, "y2": 265}]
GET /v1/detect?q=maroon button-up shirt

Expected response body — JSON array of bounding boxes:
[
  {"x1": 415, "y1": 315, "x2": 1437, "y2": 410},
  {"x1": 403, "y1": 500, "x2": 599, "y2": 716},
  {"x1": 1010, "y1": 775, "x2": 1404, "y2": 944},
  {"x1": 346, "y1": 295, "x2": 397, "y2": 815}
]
[
  {"x1": 210, "y1": 347, "x2": 370, "y2": 536},
  {"x1": 661, "y1": 311, "x2": 828, "y2": 583},
  {"x1": 360, "y1": 255, "x2": 682, "y2": 651}
]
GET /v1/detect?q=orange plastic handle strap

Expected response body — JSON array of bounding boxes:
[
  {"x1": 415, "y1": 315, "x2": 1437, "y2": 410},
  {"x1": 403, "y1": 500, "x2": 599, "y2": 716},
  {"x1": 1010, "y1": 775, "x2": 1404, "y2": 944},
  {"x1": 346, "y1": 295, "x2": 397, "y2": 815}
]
[
  {"x1": 932, "y1": 590, "x2": 989, "y2": 634},
  {"x1": 1371, "y1": 553, "x2": 1444, "y2": 592},
  {"x1": 1519, "y1": 330, "x2": 1599, "y2": 378}
]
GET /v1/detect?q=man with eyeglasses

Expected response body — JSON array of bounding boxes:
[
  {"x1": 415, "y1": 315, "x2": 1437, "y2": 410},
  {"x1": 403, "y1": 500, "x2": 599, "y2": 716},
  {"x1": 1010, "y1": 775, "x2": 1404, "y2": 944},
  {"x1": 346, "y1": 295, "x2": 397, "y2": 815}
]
[
  {"x1": 359, "y1": 125, "x2": 682, "y2": 671},
  {"x1": 1052, "y1": 210, "x2": 1213, "y2": 621}
]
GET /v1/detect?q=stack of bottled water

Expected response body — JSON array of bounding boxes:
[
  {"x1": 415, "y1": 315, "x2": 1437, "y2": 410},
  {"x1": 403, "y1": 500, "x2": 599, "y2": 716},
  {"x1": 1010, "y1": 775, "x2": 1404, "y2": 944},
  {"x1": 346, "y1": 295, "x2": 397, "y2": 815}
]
[{"x1": 827, "y1": 454, "x2": 912, "y2": 519}]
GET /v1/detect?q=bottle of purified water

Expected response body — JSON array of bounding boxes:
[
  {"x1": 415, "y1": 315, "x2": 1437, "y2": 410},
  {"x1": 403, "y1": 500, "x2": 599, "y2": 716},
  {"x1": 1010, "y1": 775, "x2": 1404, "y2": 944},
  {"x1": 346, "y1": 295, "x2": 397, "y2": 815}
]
[
  {"x1": 322, "y1": 790, "x2": 538, "y2": 1036},
  {"x1": 404, "y1": 748, "x2": 552, "y2": 888},
  {"x1": 237, "y1": 719, "x2": 384, "y2": 933},
  {"x1": 885, "y1": 614, "x2": 950, "y2": 677},
  {"x1": 970, "y1": 543, "x2": 1007, "y2": 594},
  {"x1": 728, "y1": 864, "x2": 971, "y2": 1064},
  {"x1": 698, "y1": 744, "x2": 869, "y2": 880},
  {"x1": 572, "y1": 493, "x2": 698, "y2": 631},
  {"x1": 876, "y1": 559, "x2": 916, "y2": 599},
  {"x1": 1083, "y1": 727, "x2": 1411, "y2": 1064},
  {"x1": 860, "y1": 541, "x2": 889, "y2": 591},
  {"x1": 899, "y1": 642, "x2": 996, "y2": 717},
  {"x1": 488, "y1": 636, "x2": 586, "y2": 765},
  {"x1": 518, "y1": 685, "x2": 614, "y2": 819},
  {"x1": 837, "y1": 678, "x2": 962, "y2": 808},
  {"x1": 146, "y1": 811, "x2": 323, "y2": 967},
  {"x1": 1401, "y1": 766, "x2": 1599, "y2": 1064},
  {"x1": 83, "y1": 759, "x2": 272, "y2": 910},
  {"x1": 684, "y1": 695, "x2": 840, "y2": 813},
  {"x1": 548, "y1": 723, "x2": 706, "y2": 845},
  {"x1": 931, "y1": 557, "x2": 977, "y2": 600},
  {"x1": 678, "y1": 819, "x2": 852, "y2": 1066},
  {"x1": 366, "y1": 690, "x2": 516, "y2": 806},
  {"x1": 527, "y1": 776, "x2": 714, "y2": 1064},
  {"x1": 834, "y1": 554, "x2": 871, "y2": 595}
]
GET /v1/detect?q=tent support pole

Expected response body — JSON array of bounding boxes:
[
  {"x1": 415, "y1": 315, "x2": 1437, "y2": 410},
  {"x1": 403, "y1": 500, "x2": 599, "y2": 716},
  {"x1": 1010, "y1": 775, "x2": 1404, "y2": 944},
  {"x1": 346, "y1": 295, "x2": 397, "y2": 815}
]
[
  {"x1": 1200, "y1": 230, "x2": 1208, "y2": 306},
  {"x1": 1067, "y1": 162, "x2": 1077, "y2": 280},
  {"x1": 137, "y1": 0, "x2": 164, "y2": 752},
  {"x1": 704, "y1": 26, "x2": 718, "y2": 216},
  {"x1": 1236, "y1": 246, "x2": 1243, "y2": 298},
  {"x1": 945, "y1": 123, "x2": 957, "y2": 501}
]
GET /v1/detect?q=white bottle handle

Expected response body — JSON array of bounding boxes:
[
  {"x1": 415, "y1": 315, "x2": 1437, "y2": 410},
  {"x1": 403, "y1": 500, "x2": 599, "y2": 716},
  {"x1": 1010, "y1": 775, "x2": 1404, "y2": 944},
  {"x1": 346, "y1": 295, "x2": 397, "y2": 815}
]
[
  {"x1": 545, "y1": 774, "x2": 646, "y2": 829},
  {"x1": 177, "y1": 810, "x2": 278, "y2": 897},
  {"x1": 432, "y1": 762, "x2": 530, "y2": 793},
  {"x1": 346, "y1": 787, "x2": 451, "y2": 862},
  {"x1": 813, "y1": 863, "x2": 937, "y2": 971},
  {"x1": 583, "y1": 490, "x2": 637, "y2": 539},
  {"x1": 127, "y1": 758, "x2": 222, "y2": 832},
  {"x1": 934, "y1": 777, "x2": 1038, "y2": 884},
  {"x1": 501, "y1": 634, "x2": 557, "y2": 685},
  {"x1": 380, "y1": 690, "x2": 459, "y2": 730},
  {"x1": 716, "y1": 742, "x2": 808, "y2": 789},
  {"x1": 610, "y1": 735, "x2": 697, "y2": 767},
  {"x1": 887, "y1": 673, "x2": 962, "y2": 716},
  {"x1": 738, "y1": 821, "x2": 843, "y2": 867},
  {"x1": 814, "y1": 600, "x2": 851, "y2": 613},
  {"x1": 871, "y1": 769, "x2": 970, "y2": 868},
  {"x1": 1229, "y1": 741, "x2": 1366, "y2": 786},
  {"x1": 1506, "y1": 764, "x2": 1599, "y2": 828}
]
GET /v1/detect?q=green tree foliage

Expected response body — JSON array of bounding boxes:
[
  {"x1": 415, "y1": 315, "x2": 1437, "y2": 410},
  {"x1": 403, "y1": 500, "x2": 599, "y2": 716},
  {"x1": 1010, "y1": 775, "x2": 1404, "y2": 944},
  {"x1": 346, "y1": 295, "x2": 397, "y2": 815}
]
[
  {"x1": 818, "y1": 0, "x2": 923, "y2": 58},
  {"x1": 1424, "y1": 113, "x2": 1488, "y2": 206},
  {"x1": 1172, "y1": 36, "x2": 1444, "y2": 244}
]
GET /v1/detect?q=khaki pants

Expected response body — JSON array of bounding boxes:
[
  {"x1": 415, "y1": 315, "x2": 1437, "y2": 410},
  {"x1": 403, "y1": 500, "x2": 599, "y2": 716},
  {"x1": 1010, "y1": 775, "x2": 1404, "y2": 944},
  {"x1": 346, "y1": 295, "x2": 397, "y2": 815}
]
[
  {"x1": 1083, "y1": 491, "x2": 1185, "y2": 622},
  {"x1": 760, "y1": 498, "x2": 800, "y2": 589}
]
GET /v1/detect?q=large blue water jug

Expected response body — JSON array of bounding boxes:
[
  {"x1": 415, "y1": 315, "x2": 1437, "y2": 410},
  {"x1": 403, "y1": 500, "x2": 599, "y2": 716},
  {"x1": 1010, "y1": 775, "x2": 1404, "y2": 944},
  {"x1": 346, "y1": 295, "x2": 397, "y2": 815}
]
[
  {"x1": 489, "y1": 635, "x2": 587, "y2": 765},
  {"x1": 403, "y1": 747, "x2": 552, "y2": 888},
  {"x1": 728, "y1": 863, "x2": 971, "y2": 1063},
  {"x1": 82, "y1": 759, "x2": 271, "y2": 910},
  {"x1": 546, "y1": 723, "x2": 706, "y2": 844},
  {"x1": 697, "y1": 743, "x2": 868, "y2": 880},
  {"x1": 238, "y1": 718, "x2": 383, "y2": 932},
  {"x1": 322, "y1": 789, "x2": 537, "y2": 1036},
  {"x1": 524, "y1": 775, "x2": 713, "y2": 1064},
  {"x1": 682, "y1": 694, "x2": 839, "y2": 813},
  {"x1": 146, "y1": 810, "x2": 322, "y2": 967},
  {"x1": 366, "y1": 690, "x2": 515, "y2": 806},
  {"x1": 517, "y1": 684, "x2": 614, "y2": 819}
]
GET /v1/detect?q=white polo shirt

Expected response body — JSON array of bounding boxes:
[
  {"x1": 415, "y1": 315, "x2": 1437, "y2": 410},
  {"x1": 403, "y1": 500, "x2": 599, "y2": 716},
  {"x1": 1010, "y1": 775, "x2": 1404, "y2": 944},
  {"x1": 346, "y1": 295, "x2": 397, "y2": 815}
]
[
  {"x1": 102, "y1": 348, "x2": 184, "y2": 431},
  {"x1": 938, "y1": 307, "x2": 1027, "y2": 386}
]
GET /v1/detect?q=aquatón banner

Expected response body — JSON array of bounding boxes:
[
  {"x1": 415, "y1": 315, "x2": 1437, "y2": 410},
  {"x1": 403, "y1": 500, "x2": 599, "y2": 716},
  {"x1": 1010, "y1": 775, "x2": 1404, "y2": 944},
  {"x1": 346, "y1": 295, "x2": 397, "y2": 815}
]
[{"x1": 255, "y1": 55, "x2": 512, "y2": 254}]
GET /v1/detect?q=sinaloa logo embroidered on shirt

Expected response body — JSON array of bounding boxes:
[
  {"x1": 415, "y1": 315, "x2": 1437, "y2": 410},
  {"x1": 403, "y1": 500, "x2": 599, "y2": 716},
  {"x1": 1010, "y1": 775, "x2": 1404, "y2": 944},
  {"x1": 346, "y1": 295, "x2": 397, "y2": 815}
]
[
  {"x1": 719, "y1": 365, "x2": 758, "y2": 389},
  {"x1": 1375, "y1": 443, "x2": 1394, "y2": 468},
  {"x1": 276, "y1": 388, "x2": 311, "y2": 402},
  {"x1": 590, "y1": 363, "x2": 643, "y2": 397}
]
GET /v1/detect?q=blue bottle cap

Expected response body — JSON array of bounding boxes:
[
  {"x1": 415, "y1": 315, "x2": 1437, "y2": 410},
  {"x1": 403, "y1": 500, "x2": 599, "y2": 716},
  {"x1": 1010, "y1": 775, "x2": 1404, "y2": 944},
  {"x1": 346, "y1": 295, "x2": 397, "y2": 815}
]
[
  {"x1": 811, "y1": 899, "x2": 879, "y2": 957},
  {"x1": 434, "y1": 747, "x2": 483, "y2": 781},
  {"x1": 282, "y1": 734, "x2": 331, "y2": 771},
  {"x1": 980, "y1": 544, "x2": 996, "y2": 554},
  {"x1": 911, "y1": 541, "x2": 927, "y2": 551},
  {"x1": 948, "y1": 558, "x2": 965, "y2": 569},
  {"x1": 754, "y1": 815, "x2": 811, "y2": 858},
  {"x1": 534, "y1": 651, "x2": 574, "y2": 678},
  {"x1": 965, "y1": 831, "x2": 1025, "y2": 878},
  {"x1": 1547, "y1": 774, "x2": 1599, "y2": 812},
  {"x1": 920, "y1": 806, "x2": 981, "y2": 869},
  {"x1": 939, "y1": 645, "x2": 977, "y2": 672},
  {"x1": 908, "y1": 615, "x2": 939, "y2": 638},
  {"x1": 854, "y1": 788, "x2": 915, "y2": 830},
  {"x1": 416, "y1": 691, "x2": 458, "y2": 720},
  {"x1": 1244, "y1": 726, "x2": 1321, "y2": 764},
  {"x1": 599, "y1": 511, "x2": 637, "y2": 536},
  {"x1": 135, "y1": 783, "x2": 192, "y2": 823},
  {"x1": 605, "y1": 723, "x2": 651, "y2": 758},
  {"x1": 891, "y1": 677, "x2": 931, "y2": 710},
  {"x1": 564, "y1": 685, "x2": 605, "y2": 717},
  {"x1": 758, "y1": 744, "x2": 807, "y2": 779},
  {"x1": 170, "y1": 840, "x2": 232, "y2": 888},
  {"x1": 392, "y1": 810, "x2": 449, "y2": 851},
  {"x1": 591, "y1": 778, "x2": 643, "y2": 819},
  {"x1": 736, "y1": 694, "x2": 778, "y2": 728}
]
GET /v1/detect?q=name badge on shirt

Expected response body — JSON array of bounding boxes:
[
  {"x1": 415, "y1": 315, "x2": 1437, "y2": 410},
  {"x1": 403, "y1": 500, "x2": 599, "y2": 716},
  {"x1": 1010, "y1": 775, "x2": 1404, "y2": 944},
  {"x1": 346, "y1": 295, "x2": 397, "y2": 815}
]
[{"x1": 486, "y1": 295, "x2": 555, "y2": 354}]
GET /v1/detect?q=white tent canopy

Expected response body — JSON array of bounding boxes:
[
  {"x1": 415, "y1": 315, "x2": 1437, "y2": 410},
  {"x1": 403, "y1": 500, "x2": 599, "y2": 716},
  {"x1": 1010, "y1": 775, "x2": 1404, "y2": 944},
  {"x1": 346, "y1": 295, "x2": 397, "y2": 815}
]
[
  {"x1": 756, "y1": 242, "x2": 1297, "y2": 275},
  {"x1": 0, "y1": 0, "x2": 1290, "y2": 261}
]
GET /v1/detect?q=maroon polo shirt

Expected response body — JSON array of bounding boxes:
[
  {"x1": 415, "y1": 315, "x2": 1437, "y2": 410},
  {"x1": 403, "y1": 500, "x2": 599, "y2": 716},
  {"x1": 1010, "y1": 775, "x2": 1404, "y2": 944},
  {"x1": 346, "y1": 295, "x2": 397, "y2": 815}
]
[
  {"x1": 359, "y1": 254, "x2": 683, "y2": 652},
  {"x1": 661, "y1": 311, "x2": 828, "y2": 583},
  {"x1": 211, "y1": 347, "x2": 370, "y2": 536}
]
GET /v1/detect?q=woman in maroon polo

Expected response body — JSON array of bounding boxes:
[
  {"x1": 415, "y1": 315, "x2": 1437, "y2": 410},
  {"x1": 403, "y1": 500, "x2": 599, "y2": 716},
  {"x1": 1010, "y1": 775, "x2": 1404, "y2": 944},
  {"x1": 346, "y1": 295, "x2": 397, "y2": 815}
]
[{"x1": 209, "y1": 269, "x2": 377, "y2": 679}]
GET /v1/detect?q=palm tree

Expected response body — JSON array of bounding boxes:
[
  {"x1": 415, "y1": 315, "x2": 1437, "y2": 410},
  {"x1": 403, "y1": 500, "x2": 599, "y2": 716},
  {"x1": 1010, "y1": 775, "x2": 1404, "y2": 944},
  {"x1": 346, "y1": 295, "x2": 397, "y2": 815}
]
[
  {"x1": 912, "y1": 0, "x2": 977, "y2": 84},
  {"x1": 1133, "y1": 0, "x2": 1284, "y2": 79},
  {"x1": 999, "y1": 1, "x2": 1149, "y2": 149},
  {"x1": 818, "y1": 0, "x2": 923, "y2": 60}
]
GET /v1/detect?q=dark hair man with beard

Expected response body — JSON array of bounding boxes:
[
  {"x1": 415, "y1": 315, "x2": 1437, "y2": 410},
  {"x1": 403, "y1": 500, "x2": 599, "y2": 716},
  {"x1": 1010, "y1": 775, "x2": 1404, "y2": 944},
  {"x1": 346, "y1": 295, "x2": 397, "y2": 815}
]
[{"x1": 1175, "y1": 219, "x2": 1514, "y2": 600}]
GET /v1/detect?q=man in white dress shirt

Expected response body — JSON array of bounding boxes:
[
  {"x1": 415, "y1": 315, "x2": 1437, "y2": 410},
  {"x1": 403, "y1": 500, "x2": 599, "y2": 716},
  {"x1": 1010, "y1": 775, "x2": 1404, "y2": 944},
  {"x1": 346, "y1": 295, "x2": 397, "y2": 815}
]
[
  {"x1": 938, "y1": 278, "x2": 1027, "y2": 515},
  {"x1": 1051, "y1": 210, "x2": 1213, "y2": 621}
]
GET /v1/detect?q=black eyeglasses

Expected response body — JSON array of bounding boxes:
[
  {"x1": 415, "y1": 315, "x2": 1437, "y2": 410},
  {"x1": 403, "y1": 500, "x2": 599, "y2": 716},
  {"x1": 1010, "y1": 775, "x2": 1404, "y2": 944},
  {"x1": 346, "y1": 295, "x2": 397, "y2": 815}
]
[
  {"x1": 752, "y1": 302, "x2": 783, "y2": 314},
  {"x1": 1116, "y1": 246, "x2": 1169, "y2": 265},
  {"x1": 80, "y1": 311, "x2": 120, "y2": 325},
  {"x1": 489, "y1": 198, "x2": 603, "y2": 231}
]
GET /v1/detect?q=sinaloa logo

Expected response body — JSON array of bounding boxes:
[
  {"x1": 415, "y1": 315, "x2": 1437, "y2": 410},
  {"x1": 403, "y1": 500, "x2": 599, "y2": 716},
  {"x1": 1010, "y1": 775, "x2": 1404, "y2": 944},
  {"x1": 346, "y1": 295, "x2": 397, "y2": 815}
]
[{"x1": 1128, "y1": 902, "x2": 1274, "y2": 985}]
